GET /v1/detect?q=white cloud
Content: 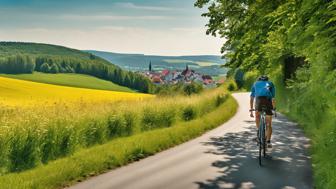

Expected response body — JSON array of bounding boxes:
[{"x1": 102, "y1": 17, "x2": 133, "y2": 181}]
[
  {"x1": 0, "y1": 26, "x2": 223, "y2": 56},
  {"x1": 114, "y1": 2, "x2": 181, "y2": 11},
  {"x1": 61, "y1": 14, "x2": 171, "y2": 21}
]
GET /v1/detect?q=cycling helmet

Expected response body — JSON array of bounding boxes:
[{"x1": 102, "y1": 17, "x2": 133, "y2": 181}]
[{"x1": 258, "y1": 75, "x2": 269, "y2": 81}]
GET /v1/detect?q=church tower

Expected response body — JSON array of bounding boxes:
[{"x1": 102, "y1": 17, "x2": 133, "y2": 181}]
[{"x1": 149, "y1": 61, "x2": 152, "y2": 72}]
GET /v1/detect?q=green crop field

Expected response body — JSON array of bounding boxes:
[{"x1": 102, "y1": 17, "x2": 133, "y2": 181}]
[{"x1": 1, "y1": 72, "x2": 134, "y2": 93}]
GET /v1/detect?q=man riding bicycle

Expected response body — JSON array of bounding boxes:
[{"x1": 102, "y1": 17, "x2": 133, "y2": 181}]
[{"x1": 249, "y1": 75, "x2": 276, "y2": 148}]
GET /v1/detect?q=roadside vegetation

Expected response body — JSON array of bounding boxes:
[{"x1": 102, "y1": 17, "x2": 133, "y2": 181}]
[
  {"x1": 197, "y1": 0, "x2": 336, "y2": 188},
  {"x1": 0, "y1": 72, "x2": 134, "y2": 92},
  {"x1": 0, "y1": 91, "x2": 237, "y2": 189},
  {"x1": 0, "y1": 75, "x2": 236, "y2": 182}
]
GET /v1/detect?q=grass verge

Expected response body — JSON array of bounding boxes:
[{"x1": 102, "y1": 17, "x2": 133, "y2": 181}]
[{"x1": 0, "y1": 95, "x2": 237, "y2": 189}]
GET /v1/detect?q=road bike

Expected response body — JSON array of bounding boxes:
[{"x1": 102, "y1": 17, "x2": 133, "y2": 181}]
[{"x1": 251, "y1": 107, "x2": 277, "y2": 166}]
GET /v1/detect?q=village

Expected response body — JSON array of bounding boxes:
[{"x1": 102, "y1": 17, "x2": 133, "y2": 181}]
[{"x1": 138, "y1": 62, "x2": 221, "y2": 87}]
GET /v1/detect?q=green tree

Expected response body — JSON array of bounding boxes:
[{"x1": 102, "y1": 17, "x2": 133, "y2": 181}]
[
  {"x1": 50, "y1": 64, "x2": 59, "y2": 74},
  {"x1": 40, "y1": 63, "x2": 50, "y2": 73}
]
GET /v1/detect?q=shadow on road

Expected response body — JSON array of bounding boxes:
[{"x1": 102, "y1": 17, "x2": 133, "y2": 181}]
[{"x1": 195, "y1": 114, "x2": 313, "y2": 189}]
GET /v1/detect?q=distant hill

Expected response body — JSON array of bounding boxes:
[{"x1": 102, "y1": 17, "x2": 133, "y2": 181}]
[
  {"x1": 86, "y1": 50, "x2": 227, "y2": 76},
  {"x1": 1, "y1": 72, "x2": 134, "y2": 93},
  {"x1": 0, "y1": 42, "x2": 153, "y2": 93}
]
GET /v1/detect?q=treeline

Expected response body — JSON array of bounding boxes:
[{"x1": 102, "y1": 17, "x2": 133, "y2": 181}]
[
  {"x1": 0, "y1": 55, "x2": 35, "y2": 74},
  {"x1": 0, "y1": 54, "x2": 153, "y2": 93}
]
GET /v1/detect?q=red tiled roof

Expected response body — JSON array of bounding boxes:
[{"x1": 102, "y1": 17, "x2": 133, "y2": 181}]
[{"x1": 162, "y1": 69, "x2": 170, "y2": 76}]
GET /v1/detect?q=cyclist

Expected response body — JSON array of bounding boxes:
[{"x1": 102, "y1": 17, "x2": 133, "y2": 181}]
[{"x1": 249, "y1": 75, "x2": 276, "y2": 148}]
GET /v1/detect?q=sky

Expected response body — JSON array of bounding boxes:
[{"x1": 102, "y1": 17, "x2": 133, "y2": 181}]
[{"x1": 0, "y1": 0, "x2": 223, "y2": 56}]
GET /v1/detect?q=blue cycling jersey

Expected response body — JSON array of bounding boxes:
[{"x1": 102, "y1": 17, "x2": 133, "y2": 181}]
[{"x1": 250, "y1": 81, "x2": 275, "y2": 99}]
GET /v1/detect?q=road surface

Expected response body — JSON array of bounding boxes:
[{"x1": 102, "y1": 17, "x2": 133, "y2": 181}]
[{"x1": 69, "y1": 93, "x2": 313, "y2": 189}]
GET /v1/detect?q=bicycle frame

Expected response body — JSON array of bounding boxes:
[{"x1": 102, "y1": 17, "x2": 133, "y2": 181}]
[{"x1": 259, "y1": 108, "x2": 267, "y2": 165}]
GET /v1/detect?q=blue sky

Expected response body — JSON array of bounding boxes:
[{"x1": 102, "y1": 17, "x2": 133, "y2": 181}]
[{"x1": 0, "y1": 0, "x2": 223, "y2": 55}]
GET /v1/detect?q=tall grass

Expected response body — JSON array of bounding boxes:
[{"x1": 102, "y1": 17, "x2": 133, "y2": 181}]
[
  {"x1": 0, "y1": 93, "x2": 237, "y2": 189},
  {"x1": 0, "y1": 86, "x2": 228, "y2": 175}
]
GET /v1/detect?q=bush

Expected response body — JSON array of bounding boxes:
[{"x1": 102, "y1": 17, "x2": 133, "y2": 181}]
[
  {"x1": 141, "y1": 108, "x2": 158, "y2": 131},
  {"x1": 123, "y1": 112, "x2": 135, "y2": 136},
  {"x1": 83, "y1": 119, "x2": 106, "y2": 147},
  {"x1": 9, "y1": 130, "x2": 40, "y2": 172},
  {"x1": 107, "y1": 115, "x2": 126, "y2": 138},
  {"x1": 182, "y1": 106, "x2": 197, "y2": 121},
  {"x1": 183, "y1": 83, "x2": 203, "y2": 96},
  {"x1": 227, "y1": 81, "x2": 238, "y2": 91},
  {"x1": 216, "y1": 94, "x2": 228, "y2": 107}
]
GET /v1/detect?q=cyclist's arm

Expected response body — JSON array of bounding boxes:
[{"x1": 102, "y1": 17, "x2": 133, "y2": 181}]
[
  {"x1": 271, "y1": 83, "x2": 276, "y2": 109},
  {"x1": 250, "y1": 85, "x2": 255, "y2": 111}
]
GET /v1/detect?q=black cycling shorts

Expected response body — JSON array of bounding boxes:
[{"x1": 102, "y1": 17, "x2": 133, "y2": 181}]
[{"x1": 255, "y1": 96, "x2": 273, "y2": 115}]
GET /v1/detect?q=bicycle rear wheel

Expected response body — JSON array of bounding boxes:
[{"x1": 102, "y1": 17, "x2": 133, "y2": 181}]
[
  {"x1": 263, "y1": 125, "x2": 266, "y2": 157},
  {"x1": 258, "y1": 120, "x2": 264, "y2": 166},
  {"x1": 259, "y1": 138, "x2": 262, "y2": 166}
]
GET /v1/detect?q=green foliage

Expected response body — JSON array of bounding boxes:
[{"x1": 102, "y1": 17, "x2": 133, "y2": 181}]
[
  {"x1": 183, "y1": 82, "x2": 203, "y2": 96},
  {"x1": 215, "y1": 94, "x2": 228, "y2": 107},
  {"x1": 141, "y1": 108, "x2": 176, "y2": 131},
  {"x1": 197, "y1": 0, "x2": 336, "y2": 187},
  {"x1": 9, "y1": 129, "x2": 39, "y2": 172},
  {"x1": 107, "y1": 115, "x2": 127, "y2": 138},
  {"x1": 40, "y1": 63, "x2": 50, "y2": 73},
  {"x1": 226, "y1": 80, "x2": 238, "y2": 91},
  {"x1": 233, "y1": 68, "x2": 244, "y2": 89},
  {"x1": 243, "y1": 70, "x2": 260, "y2": 90},
  {"x1": 182, "y1": 106, "x2": 197, "y2": 121},
  {"x1": 0, "y1": 55, "x2": 35, "y2": 74},
  {"x1": 49, "y1": 64, "x2": 59, "y2": 74}
]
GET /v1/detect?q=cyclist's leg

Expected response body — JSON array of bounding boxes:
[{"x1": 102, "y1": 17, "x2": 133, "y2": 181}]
[
  {"x1": 265, "y1": 99, "x2": 273, "y2": 143},
  {"x1": 255, "y1": 97, "x2": 261, "y2": 129},
  {"x1": 255, "y1": 111, "x2": 260, "y2": 129},
  {"x1": 266, "y1": 115, "x2": 272, "y2": 141}
]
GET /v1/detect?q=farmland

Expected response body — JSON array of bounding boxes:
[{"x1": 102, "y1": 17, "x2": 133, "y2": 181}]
[
  {"x1": 0, "y1": 76, "x2": 149, "y2": 107},
  {"x1": 0, "y1": 75, "x2": 234, "y2": 178},
  {"x1": 0, "y1": 72, "x2": 134, "y2": 92}
]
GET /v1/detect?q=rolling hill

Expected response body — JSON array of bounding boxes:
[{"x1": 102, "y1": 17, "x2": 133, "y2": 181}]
[
  {"x1": 86, "y1": 50, "x2": 228, "y2": 76},
  {"x1": 0, "y1": 72, "x2": 134, "y2": 93},
  {"x1": 0, "y1": 42, "x2": 153, "y2": 93}
]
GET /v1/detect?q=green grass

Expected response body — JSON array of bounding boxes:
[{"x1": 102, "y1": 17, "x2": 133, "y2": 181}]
[
  {"x1": 0, "y1": 95, "x2": 238, "y2": 189},
  {"x1": 0, "y1": 72, "x2": 134, "y2": 93}
]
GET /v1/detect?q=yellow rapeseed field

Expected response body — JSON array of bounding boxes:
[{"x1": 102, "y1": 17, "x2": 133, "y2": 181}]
[{"x1": 0, "y1": 76, "x2": 153, "y2": 107}]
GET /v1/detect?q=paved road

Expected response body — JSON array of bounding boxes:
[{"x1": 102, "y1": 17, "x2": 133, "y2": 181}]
[{"x1": 69, "y1": 93, "x2": 313, "y2": 189}]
